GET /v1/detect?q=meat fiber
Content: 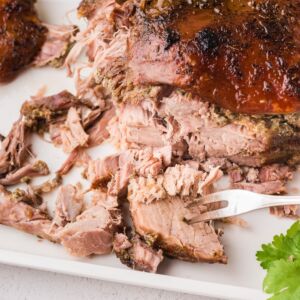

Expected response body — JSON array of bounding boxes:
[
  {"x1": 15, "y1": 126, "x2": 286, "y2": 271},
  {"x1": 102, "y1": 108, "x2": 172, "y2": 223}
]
[
  {"x1": 57, "y1": 204, "x2": 122, "y2": 257},
  {"x1": 0, "y1": 184, "x2": 123, "y2": 257},
  {"x1": 57, "y1": 148, "x2": 91, "y2": 176},
  {"x1": 129, "y1": 195, "x2": 226, "y2": 263},
  {"x1": 114, "y1": 92, "x2": 300, "y2": 167},
  {"x1": 113, "y1": 233, "x2": 164, "y2": 273},
  {"x1": 229, "y1": 164, "x2": 293, "y2": 195},
  {"x1": 21, "y1": 90, "x2": 78, "y2": 133},
  {"x1": 86, "y1": 146, "x2": 172, "y2": 192},
  {"x1": 0, "y1": 186, "x2": 55, "y2": 241},
  {"x1": 270, "y1": 205, "x2": 300, "y2": 218},
  {"x1": 53, "y1": 184, "x2": 84, "y2": 226},
  {"x1": 0, "y1": 160, "x2": 49, "y2": 186},
  {"x1": 34, "y1": 24, "x2": 78, "y2": 67},
  {"x1": 87, "y1": 107, "x2": 115, "y2": 147},
  {"x1": 0, "y1": 120, "x2": 29, "y2": 177},
  {"x1": 60, "y1": 107, "x2": 89, "y2": 153}
]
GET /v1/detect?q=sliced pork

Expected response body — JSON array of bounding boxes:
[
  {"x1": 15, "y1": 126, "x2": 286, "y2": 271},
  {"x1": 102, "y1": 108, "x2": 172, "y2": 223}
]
[
  {"x1": 21, "y1": 91, "x2": 78, "y2": 132},
  {"x1": 128, "y1": 166, "x2": 226, "y2": 263},
  {"x1": 0, "y1": 160, "x2": 49, "y2": 186},
  {"x1": 87, "y1": 107, "x2": 115, "y2": 147},
  {"x1": 113, "y1": 233, "x2": 164, "y2": 273},
  {"x1": 60, "y1": 107, "x2": 89, "y2": 153},
  {"x1": 0, "y1": 120, "x2": 28, "y2": 177},
  {"x1": 0, "y1": 186, "x2": 55, "y2": 241},
  {"x1": 57, "y1": 148, "x2": 91, "y2": 176},
  {"x1": 53, "y1": 184, "x2": 84, "y2": 226},
  {"x1": 57, "y1": 204, "x2": 122, "y2": 257}
]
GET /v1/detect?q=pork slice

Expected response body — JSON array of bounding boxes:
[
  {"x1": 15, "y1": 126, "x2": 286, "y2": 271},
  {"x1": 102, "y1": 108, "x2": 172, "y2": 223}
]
[
  {"x1": 258, "y1": 164, "x2": 293, "y2": 182},
  {"x1": 0, "y1": 187, "x2": 55, "y2": 241},
  {"x1": 117, "y1": 104, "x2": 166, "y2": 148},
  {"x1": 270, "y1": 205, "x2": 300, "y2": 218},
  {"x1": 128, "y1": 163, "x2": 221, "y2": 205},
  {"x1": 88, "y1": 189, "x2": 119, "y2": 209},
  {"x1": 107, "y1": 147, "x2": 173, "y2": 196},
  {"x1": 162, "y1": 165, "x2": 206, "y2": 197},
  {"x1": 187, "y1": 123, "x2": 267, "y2": 160},
  {"x1": 153, "y1": 146, "x2": 172, "y2": 167},
  {"x1": 21, "y1": 91, "x2": 78, "y2": 133},
  {"x1": 57, "y1": 148, "x2": 91, "y2": 176},
  {"x1": 34, "y1": 24, "x2": 78, "y2": 68},
  {"x1": 201, "y1": 158, "x2": 233, "y2": 173},
  {"x1": 128, "y1": 176, "x2": 166, "y2": 205},
  {"x1": 0, "y1": 120, "x2": 28, "y2": 176},
  {"x1": 199, "y1": 167, "x2": 223, "y2": 195},
  {"x1": 87, "y1": 107, "x2": 115, "y2": 147},
  {"x1": 232, "y1": 181, "x2": 286, "y2": 195},
  {"x1": 159, "y1": 92, "x2": 209, "y2": 136},
  {"x1": 22, "y1": 90, "x2": 77, "y2": 115},
  {"x1": 107, "y1": 162, "x2": 134, "y2": 197},
  {"x1": 80, "y1": 107, "x2": 103, "y2": 129},
  {"x1": 79, "y1": 86, "x2": 107, "y2": 109},
  {"x1": 57, "y1": 204, "x2": 122, "y2": 257},
  {"x1": 160, "y1": 165, "x2": 221, "y2": 199},
  {"x1": 0, "y1": 161, "x2": 49, "y2": 186},
  {"x1": 228, "y1": 168, "x2": 244, "y2": 183},
  {"x1": 129, "y1": 194, "x2": 226, "y2": 263},
  {"x1": 128, "y1": 165, "x2": 226, "y2": 263},
  {"x1": 130, "y1": 148, "x2": 166, "y2": 177},
  {"x1": 66, "y1": 0, "x2": 121, "y2": 74},
  {"x1": 113, "y1": 233, "x2": 164, "y2": 273},
  {"x1": 124, "y1": 126, "x2": 165, "y2": 148},
  {"x1": 245, "y1": 168, "x2": 260, "y2": 183},
  {"x1": 86, "y1": 154, "x2": 120, "y2": 188},
  {"x1": 61, "y1": 107, "x2": 89, "y2": 153},
  {"x1": 53, "y1": 185, "x2": 84, "y2": 226}
]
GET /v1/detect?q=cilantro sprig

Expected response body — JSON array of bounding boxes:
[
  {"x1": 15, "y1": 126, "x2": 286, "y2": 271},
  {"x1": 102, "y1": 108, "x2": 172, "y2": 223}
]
[{"x1": 256, "y1": 221, "x2": 300, "y2": 300}]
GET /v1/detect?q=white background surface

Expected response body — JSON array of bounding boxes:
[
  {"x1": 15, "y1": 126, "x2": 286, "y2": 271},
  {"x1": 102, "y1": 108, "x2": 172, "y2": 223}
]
[{"x1": 0, "y1": 264, "x2": 217, "y2": 300}]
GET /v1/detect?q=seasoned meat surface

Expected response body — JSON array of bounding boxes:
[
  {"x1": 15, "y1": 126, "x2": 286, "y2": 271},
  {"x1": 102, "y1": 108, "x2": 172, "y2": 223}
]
[
  {"x1": 129, "y1": 0, "x2": 300, "y2": 114},
  {"x1": 0, "y1": 0, "x2": 46, "y2": 82}
]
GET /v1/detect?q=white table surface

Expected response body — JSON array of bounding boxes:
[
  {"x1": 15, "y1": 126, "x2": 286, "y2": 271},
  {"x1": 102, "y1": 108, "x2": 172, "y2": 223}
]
[{"x1": 0, "y1": 264, "x2": 219, "y2": 300}]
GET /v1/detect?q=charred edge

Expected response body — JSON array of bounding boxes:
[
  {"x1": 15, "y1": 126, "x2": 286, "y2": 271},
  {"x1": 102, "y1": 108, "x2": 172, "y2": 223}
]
[{"x1": 164, "y1": 28, "x2": 180, "y2": 50}]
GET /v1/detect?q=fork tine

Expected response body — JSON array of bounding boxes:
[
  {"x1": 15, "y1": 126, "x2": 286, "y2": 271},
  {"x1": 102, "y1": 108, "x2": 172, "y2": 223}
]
[
  {"x1": 187, "y1": 207, "x2": 232, "y2": 224},
  {"x1": 200, "y1": 194, "x2": 223, "y2": 205},
  {"x1": 187, "y1": 194, "x2": 223, "y2": 208}
]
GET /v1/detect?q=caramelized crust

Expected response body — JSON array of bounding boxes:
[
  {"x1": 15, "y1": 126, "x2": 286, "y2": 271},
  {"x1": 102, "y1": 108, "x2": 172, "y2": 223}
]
[
  {"x1": 128, "y1": 0, "x2": 300, "y2": 114},
  {"x1": 0, "y1": 0, "x2": 46, "y2": 82}
]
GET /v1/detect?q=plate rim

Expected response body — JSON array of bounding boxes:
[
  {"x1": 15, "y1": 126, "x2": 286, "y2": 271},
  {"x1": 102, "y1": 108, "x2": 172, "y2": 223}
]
[{"x1": 0, "y1": 249, "x2": 265, "y2": 300}]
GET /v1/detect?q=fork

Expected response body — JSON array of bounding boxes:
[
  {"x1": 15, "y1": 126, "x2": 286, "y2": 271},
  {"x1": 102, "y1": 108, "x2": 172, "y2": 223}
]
[{"x1": 186, "y1": 189, "x2": 300, "y2": 224}]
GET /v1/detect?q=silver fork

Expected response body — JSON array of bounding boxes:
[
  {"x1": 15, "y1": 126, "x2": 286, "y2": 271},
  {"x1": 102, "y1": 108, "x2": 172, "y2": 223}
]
[{"x1": 186, "y1": 189, "x2": 300, "y2": 224}]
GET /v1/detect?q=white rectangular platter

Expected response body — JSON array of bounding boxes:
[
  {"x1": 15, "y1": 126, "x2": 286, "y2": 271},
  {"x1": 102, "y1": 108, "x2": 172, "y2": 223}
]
[{"x1": 0, "y1": 1, "x2": 297, "y2": 299}]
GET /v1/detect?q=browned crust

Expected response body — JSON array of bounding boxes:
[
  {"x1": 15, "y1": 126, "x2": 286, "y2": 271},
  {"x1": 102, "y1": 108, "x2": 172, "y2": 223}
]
[
  {"x1": 0, "y1": 0, "x2": 47, "y2": 82},
  {"x1": 128, "y1": 0, "x2": 300, "y2": 114}
]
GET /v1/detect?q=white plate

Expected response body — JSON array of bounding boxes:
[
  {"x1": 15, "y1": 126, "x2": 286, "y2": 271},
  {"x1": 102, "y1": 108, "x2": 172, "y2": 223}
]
[{"x1": 0, "y1": 1, "x2": 297, "y2": 299}]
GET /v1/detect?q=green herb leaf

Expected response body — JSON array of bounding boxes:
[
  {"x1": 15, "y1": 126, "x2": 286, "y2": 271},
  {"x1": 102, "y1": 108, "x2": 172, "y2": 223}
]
[
  {"x1": 263, "y1": 259, "x2": 300, "y2": 300},
  {"x1": 257, "y1": 221, "x2": 300, "y2": 300},
  {"x1": 256, "y1": 221, "x2": 300, "y2": 270}
]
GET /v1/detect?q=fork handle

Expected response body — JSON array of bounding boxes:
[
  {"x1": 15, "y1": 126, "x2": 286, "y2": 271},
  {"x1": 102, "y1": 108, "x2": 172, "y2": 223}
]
[{"x1": 252, "y1": 195, "x2": 300, "y2": 208}]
